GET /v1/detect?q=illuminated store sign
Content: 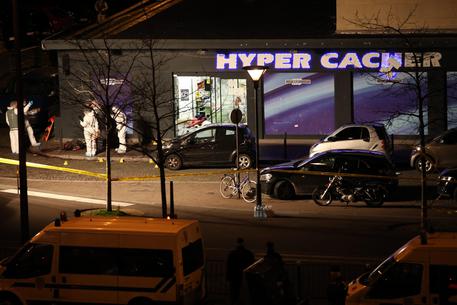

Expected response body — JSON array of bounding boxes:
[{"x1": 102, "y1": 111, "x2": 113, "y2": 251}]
[{"x1": 216, "y1": 51, "x2": 442, "y2": 71}]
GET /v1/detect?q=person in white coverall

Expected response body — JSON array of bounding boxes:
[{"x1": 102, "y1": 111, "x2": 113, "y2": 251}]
[
  {"x1": 23, "y1": 101, "x2": 40, "y2": 147},
  {"x1": 111, "y1": 105, "x2": 127, "y2": 154},
  {"x1": 80, "y1": 107, "x2": 99, "y2": 157}
]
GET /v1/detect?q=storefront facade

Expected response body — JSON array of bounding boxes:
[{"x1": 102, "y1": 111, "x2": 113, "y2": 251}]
[{"x1": 44, "y1": 37, "x2": 457, "y2": 147}]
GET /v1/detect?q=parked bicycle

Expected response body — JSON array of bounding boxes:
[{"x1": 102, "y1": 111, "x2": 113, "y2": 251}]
[{"x1": 220, "y1": 170, "x2": 257, "y2": 203}]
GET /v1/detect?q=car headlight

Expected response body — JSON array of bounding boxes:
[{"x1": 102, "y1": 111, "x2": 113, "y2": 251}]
[
  {"x1": 260, "y1": 173, "x2": 272, "y2": 182},
  {"x1": 439, "y1": 176, "x2": 455, "y2": 182}
]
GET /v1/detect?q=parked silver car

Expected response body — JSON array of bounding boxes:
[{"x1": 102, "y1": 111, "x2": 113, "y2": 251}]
[{"x1": 410, "y1": 128, "x2": 457, "y2": 173}]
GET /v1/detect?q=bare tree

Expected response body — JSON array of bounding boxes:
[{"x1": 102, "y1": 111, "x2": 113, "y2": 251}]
[
  {"x1": 346, "y1": 7, "x2": 451, "y2": 244},
  {"x1": 60, "y1": 38, "x2": 201, "y2": 217},
  {"x1": 61, "y1": 39, "x2": 141, "y2": 212}
]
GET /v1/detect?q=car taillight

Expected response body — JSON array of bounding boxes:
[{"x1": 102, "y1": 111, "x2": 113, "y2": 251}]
[{"x1": 381, "y1": 140, "x2": 385, "y2": 149}]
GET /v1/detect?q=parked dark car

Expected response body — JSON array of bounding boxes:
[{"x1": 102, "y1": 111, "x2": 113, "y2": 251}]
[
  {"x1": 163, "y1": 123, "x2": 255, "y2": 170},
  {"x1": 437, "y1": 168, "x2": 457, "y2": 202},
  {"x1": 410, "y1": 128, "x2": 457, "y2": 173},
  {"x1": 260, "y1": 149, "x2": 399, "y2": 200}
]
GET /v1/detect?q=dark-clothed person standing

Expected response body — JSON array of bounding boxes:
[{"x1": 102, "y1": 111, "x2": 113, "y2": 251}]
[
  {"x1": 226, "y1": 237, "x2": 255, "y2": 305},
  {"x1": 327, "y1": 265, "x2": 347, "y2": 305}
]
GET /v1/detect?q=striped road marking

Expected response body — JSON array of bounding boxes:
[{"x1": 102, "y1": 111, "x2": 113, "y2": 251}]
[{"x1": 0, "y1": 189, "x2": 133, "y2": 207}]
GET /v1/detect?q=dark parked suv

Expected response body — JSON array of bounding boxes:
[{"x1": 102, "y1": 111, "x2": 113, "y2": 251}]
[
  {"x1": 260, "y1": 149, "x2": 399, "y2": 200},
  {"x1": 163, "y1": 123, "x2": 255, "y2": 170}
]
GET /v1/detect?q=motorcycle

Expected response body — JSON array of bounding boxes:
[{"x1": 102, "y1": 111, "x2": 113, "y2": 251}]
[{"x1": 312, "y1": 175, "x2": 387, "y2": 207}]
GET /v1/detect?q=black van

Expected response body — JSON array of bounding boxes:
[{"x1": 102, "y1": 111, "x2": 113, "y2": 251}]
[{"x1": 163, "y1": 123, "x2": 255, "y2": 170}]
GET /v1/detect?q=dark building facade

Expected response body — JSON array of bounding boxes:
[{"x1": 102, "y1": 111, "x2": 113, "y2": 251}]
[{"x1": 42, "y1": 0, "x2": 457, "y2": 158}]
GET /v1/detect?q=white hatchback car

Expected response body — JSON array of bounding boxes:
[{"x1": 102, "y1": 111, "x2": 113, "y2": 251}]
[{"x1": 309, "y1": 124, "x2": 392, "y2": 158}]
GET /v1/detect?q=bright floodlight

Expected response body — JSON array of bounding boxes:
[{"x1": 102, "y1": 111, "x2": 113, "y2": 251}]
[{"x1": 243, "y1": 66, "x2": 268, "y2": 81}]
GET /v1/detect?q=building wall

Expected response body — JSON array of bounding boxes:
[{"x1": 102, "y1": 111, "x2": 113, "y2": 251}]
[
  {"x1": 55, "y1": 45, "x2": 454, "y2": 144},
  {"x1": 336, "y1": 0, "x2": 457, "y2": 33}
]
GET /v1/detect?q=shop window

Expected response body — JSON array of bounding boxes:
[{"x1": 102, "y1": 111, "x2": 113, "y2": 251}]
[
  {"x1": 447, "y1": 72, "x2": 457, "y2": 129},
  {"x1": 174, "y1": 76, "x2": 247, "y2": 136},
  {"x1": 264, "y1": 72, "x2": 335, "y2": 136},
  {"x1": 354, "y1": 72, "x2": 428, "y2": 135}
]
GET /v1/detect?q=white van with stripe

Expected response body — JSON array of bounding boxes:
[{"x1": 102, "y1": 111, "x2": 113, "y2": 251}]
[
  {"x1": 346, "y1": 232, "x2": 457, "y2": 305},
  {"x1": 0, "y1": 215, "x2": 205, "y2": 305}
]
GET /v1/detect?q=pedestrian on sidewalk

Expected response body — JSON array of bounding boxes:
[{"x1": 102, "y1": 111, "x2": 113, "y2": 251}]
[
  {"x1": 226, "y1": 237, "x2": 255, "y2": 305},
  {"x1": 80, "y1": 104, "x2": 99, "y2": 157},
  {"x1": 327, "y1": 265, "x2": 347, "y2": 305},
  {"x1": 111, "y1": 105, "x2": 127, "y2": 154}
]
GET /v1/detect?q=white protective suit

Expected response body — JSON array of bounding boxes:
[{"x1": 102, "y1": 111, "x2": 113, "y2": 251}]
[
  {"x1": 80, "y1": 109, "x2": 99, "y2": 157},
  {"x1": 23, "y1": 102, "x2": 40, "y2": 147},
  {"x1": 111, "y1": 106, "x2": 127, "y2": 154}
]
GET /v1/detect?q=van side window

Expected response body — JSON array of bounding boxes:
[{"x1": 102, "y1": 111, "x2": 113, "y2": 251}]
[
  {"x1": 3, "y1": 243, "x2": 53, "y2": 279},
  {"x1": 430, "y1": 265, "x2": 457, "y2": 305},
  {"x1": 59, "y1": 246, "x2": 118, "y2": 275},
  {"x1": 182, "y1": 239, "x2": 204, "y2": 276},
  {"x1": 118, "y1": 249, "x2": 174, "y2": 277},
  {"x1": 367, "y1": 262, "x2": 422, "y2": 299}
]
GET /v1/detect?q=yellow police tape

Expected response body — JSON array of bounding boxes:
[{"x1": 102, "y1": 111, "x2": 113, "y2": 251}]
[
  {"x1": 0, "y1": 157, "x2": 107, "y2": 179},
  {"x1": 0, "y1": 157, "x2": 443, "y2": 183}
]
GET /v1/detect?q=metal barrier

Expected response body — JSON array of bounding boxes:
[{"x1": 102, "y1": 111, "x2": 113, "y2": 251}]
[{"x1": 206, "y1": 257, "x2": 377, "y2": 302}]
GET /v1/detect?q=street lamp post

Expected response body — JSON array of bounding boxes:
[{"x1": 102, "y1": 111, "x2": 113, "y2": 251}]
[{"x1": 244, "y1": 65, "x2": 268, "y2": 218}]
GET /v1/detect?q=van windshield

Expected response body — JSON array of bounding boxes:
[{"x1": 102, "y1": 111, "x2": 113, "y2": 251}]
[{"x1": 363, "y1": 255, "x2": 396, "y2": 286}]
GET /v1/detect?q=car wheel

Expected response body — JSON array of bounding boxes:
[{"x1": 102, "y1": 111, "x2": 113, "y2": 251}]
[
  {"x1": 165, "y1": 154, "x2": 182, "y2": 170},
  {"x1": 414, "y1": 156, "x2": 434, "y2": 173},
  {"x1": 273, "y1": 180, "x2": 295, "y2": 200},
  {"x1": 453, "y1": 187, "x2": 457, "y2": 203},
  {"x1": 0, "y1": 295, "x2": 21, "y2": 305},
  {"x1": 238, "y1": 154, "x2": 252, "y2": 169},
  {"x1": 364, "y1": 186, "x2": 385, "y2": 207}
]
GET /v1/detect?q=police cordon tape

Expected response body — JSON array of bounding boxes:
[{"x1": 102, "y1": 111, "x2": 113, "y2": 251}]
[{"x1": 0, "y1": 157, "x2": 445, "y2": 183}]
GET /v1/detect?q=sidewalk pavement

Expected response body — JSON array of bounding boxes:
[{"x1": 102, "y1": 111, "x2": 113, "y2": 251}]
[{"x1": 33, "y1": 139, "x2": 152, "y2": 162}]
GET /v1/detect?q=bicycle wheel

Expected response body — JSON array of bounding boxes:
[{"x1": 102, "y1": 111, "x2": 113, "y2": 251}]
[
  {"x1": 241, "y1": 180, "x2": 257, "y2": 203},
  {"x1": 220, "y1": 176, "x2": 236, "y2": 198}
]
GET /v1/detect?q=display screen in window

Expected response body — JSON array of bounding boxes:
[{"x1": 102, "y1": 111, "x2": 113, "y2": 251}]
[
  {"x1": 354, "y1": 72, "x2": 428, "y2": 135},
  {"x1": 264, "y1": 72, "x2": 335, "y2": 136}
]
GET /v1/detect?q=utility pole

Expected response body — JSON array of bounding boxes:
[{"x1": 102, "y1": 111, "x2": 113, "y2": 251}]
[{"x1": 12, "y1": 0, "x2": 30, "y2": 243}]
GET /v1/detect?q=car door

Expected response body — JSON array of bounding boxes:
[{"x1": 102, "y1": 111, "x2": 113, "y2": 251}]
[
  {"x1": 214, "y1": 127, "x2": 236, "y2": 164},
  {"x1": 299, "y1": 154, "x2": 338, "y2": 194},
  {"x1": 331, "y1": 126, "x2": 371, "y2": 150},
  {"x1": 181, "y1": 127, "x2": 218, "y2": 164},
  {"x1": 434, "y1": 129, "x2": 457, "y2": 168},
  {"x1": 1, "y1": 243, "x2": 55, "y2": 304},
  {"x1": 57, "y1": 244, "x2": 118, "y2": 304}
]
